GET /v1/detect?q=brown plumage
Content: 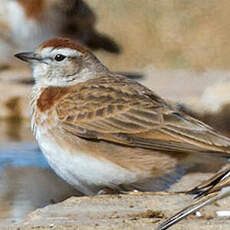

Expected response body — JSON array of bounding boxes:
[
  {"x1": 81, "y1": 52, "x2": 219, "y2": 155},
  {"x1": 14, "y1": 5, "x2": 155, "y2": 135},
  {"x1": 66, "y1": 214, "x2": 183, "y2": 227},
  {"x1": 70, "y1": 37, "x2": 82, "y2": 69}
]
[
  {"x1": 17, "y1": 0, "x2": 45, "y2": 19},
  {"x1": 39, "y1": 37, "x2": 89, "y2": 55},
  {"x1": 15, "y1": 38, "x2": 230, "y2": 195},
  {"x1": 37, "y1": 87, "x2": 69, "y2": 112},
  {"x1": 35, "y1": 75, "x2": 230, "y2": 155}
]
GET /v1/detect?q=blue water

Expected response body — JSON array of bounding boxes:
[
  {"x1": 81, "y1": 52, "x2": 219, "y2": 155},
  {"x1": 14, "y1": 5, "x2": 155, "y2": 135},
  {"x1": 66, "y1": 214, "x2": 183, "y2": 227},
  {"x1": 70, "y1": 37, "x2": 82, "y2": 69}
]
[
  {"x1": 0, "y1": 141, "x2": 78, "y2": 226},
  {"x1": 0, "y1": 142, "x2": 50, "y2": 170}
]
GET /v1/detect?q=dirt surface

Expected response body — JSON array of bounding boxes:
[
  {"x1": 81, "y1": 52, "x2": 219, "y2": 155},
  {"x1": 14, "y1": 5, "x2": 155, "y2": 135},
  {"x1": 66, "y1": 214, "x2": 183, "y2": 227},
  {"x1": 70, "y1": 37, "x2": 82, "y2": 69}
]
[{"x1": 3, "y1": 176, "x2": 230, "y2": 230}]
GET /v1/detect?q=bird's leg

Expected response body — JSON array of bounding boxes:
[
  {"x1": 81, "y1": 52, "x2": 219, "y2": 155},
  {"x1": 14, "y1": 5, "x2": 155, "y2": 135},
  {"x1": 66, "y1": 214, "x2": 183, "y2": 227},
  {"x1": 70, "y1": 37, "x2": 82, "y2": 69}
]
[{"x1": 97, "y1": 187, "x2": 121, "y2": 195}]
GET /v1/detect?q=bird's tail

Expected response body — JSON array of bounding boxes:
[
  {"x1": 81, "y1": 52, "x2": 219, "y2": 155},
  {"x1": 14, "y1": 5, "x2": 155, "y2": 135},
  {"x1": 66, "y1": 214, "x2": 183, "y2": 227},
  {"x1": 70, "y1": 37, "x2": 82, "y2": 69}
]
[
  {"x1": 85, "y1": 31, "x2": 121, "y2": 54},
  {"x1": 156, "y1": 167, "x2": 230, "y2": 230},
  {"x1": 155, "y1": 192, "x2": 219, "y2": 230},
  {"x1": 187, "y1": 168, "x2": 230, "y2": 197},
  {"x1": 115, "y1": 72, "x2": 144, "y2": 80}
]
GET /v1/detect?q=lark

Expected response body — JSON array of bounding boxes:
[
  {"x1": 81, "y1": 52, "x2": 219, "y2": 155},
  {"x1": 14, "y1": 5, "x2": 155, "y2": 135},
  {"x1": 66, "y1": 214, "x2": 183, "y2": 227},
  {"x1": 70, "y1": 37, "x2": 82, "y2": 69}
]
[{"x1": 15, "y1": 37, "x2": 230, "y2": 195}]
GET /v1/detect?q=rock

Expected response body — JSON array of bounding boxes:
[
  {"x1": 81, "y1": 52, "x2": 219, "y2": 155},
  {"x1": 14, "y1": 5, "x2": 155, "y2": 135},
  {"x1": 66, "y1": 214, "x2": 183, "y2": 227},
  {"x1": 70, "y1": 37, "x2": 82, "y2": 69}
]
[
  {"x1": 5, "y1": 183, "x2": 230, "y2": 230},
  {"x1": 0, "y1": 66, "x2": 31, "y2": 119},
  {"x1": 0, "y1": 167, "x2": 80, "y2": 227},
  {"x1": 0, "y1": 119, "x2": 32, "y2": 143},
  {"x1": 0, "y1": 81, "x2": 31, "y2": 119},
  {"x1": 200, "y1": 82, "x2": 230, "y2": 113}
]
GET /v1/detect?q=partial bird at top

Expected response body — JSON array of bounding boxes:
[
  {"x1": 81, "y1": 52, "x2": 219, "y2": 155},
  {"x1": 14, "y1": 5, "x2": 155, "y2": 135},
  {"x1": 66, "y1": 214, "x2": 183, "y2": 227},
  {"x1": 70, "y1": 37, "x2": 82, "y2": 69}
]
[{"x1": 0, "y1": 0, "x2": 120, "y2": 64}]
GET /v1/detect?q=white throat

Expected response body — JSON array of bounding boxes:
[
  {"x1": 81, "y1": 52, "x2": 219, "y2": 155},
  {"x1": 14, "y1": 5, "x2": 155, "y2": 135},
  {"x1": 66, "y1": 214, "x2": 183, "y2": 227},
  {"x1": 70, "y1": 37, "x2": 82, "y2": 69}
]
[{"x1": 33, "y1": 67, "x2": 99, "y2": 88}]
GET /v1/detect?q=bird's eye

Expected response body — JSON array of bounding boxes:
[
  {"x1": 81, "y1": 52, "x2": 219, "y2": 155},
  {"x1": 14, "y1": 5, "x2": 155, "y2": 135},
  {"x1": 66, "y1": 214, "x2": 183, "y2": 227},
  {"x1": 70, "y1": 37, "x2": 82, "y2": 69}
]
[{"x1": 54, "y1": 54, "x2": 66, "y2": 62}]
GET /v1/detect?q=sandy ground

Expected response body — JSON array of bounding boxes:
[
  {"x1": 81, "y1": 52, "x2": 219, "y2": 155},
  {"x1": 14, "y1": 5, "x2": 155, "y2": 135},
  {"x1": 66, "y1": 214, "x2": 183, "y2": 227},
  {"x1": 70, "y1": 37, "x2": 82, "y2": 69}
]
[{"x1": 3, "y1": 175, "x2": 230, "y2": 230}]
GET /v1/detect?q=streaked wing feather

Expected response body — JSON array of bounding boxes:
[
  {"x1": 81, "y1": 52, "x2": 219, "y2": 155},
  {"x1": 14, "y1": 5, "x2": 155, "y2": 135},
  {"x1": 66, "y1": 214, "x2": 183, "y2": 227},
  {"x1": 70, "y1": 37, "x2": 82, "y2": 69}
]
[{"x1": 56, "y1": 75, "x2": 230, "y2": 155}]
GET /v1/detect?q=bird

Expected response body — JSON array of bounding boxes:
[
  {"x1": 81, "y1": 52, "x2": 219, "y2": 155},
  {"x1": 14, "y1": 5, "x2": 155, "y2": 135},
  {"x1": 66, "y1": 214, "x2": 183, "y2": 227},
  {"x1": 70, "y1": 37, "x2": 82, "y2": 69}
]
[
  {"x1": 0, "y1": 0, "x2": 144, "y2": 79},
  {"x1": 15, "y1": 37, "x2": 230, "y2": 195},
  {"x1": 0, "y1": 0, "x2": 120, "y2": 64},
  {"x1": 156, "y1": 167, "x2": 230, "y2": 230}
]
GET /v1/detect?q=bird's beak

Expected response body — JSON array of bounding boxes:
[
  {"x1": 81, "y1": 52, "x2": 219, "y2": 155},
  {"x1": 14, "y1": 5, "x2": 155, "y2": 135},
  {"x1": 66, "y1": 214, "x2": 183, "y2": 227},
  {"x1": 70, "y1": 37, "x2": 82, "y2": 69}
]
[{"x1": 14, "y1": 52, "x2": 41, "y2": 63}]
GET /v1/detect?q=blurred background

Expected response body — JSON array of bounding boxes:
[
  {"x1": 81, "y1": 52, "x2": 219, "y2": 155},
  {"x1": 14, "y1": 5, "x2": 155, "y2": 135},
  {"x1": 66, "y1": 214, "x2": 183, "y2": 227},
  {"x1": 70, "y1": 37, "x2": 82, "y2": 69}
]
[{"x1": 0, "y1": 0, "x2": 230, "y2": 227}]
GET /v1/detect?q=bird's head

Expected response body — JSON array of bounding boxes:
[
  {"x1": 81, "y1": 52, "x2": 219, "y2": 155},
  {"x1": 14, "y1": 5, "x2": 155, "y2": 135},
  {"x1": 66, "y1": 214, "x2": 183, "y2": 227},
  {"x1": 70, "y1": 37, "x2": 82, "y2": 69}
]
[{"x1": 15, "y1": 37, "x2": 108, "y2": 86}]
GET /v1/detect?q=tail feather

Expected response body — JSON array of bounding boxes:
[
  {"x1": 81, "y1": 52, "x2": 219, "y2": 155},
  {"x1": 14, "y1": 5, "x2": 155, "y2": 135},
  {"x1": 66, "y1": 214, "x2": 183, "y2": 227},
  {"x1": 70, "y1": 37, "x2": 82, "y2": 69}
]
[
  {"x1": 86, "y1": 31, "x2": 121, "y2": 54},
  {"x1": 156, "y1": 193, "x2": 219, "y2": 230},
  {"x1": 115, "y1": 72, "x2": 144, "y2": 80},
  {"x1": 157, "y1": 168, "x2": 230, "y2": 230},
  {"x1": 188, "y1": 168, "x2": 230, "y2": 198}
]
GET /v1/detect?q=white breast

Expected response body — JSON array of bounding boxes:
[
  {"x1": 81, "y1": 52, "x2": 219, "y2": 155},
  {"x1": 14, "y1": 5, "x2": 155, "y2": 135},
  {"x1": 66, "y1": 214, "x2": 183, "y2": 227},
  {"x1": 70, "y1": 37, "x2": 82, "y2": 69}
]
[{"x1": 35, "y1": 127, "x2": 138, "y2": 195}]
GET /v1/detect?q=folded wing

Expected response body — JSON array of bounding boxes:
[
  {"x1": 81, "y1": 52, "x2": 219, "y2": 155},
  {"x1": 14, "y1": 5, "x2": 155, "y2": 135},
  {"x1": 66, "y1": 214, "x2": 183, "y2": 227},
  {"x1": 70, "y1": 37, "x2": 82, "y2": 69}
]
[{"x1": 56, "y1": 75, "x2": 230, "y2": 156}]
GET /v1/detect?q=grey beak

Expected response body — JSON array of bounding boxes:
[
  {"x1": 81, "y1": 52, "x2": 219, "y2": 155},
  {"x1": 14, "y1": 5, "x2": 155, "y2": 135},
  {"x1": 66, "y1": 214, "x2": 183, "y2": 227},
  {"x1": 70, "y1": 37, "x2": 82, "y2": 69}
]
[{"x1": 14, "y1": 52, "x2": 41, "y2": 63}]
